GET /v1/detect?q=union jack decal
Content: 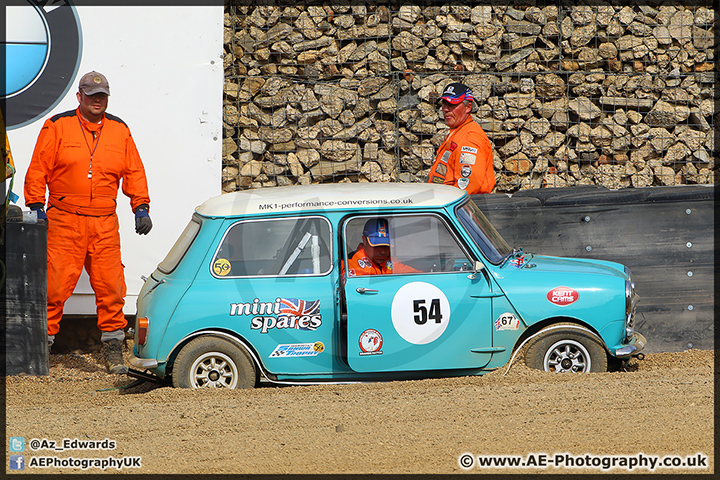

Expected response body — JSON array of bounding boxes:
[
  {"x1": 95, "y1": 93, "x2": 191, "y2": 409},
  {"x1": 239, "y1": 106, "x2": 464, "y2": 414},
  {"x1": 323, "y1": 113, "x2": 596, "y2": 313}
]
[{"x1": 279, "y1": 298, "x2": 321, "y2": 330}]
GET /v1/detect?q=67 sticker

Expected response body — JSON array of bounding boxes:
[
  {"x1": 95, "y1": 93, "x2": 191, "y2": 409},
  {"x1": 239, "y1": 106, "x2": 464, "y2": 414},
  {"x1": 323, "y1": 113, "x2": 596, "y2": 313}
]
[{"x1": 495, "y1": 313, "x2": 520, "y2": 331}]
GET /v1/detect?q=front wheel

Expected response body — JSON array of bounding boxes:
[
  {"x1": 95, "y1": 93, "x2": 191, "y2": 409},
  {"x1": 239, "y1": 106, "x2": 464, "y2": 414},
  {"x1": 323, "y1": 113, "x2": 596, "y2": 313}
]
[
  {"x1": 524, "y1": 324, "x2": 608, "y2": 373},
  {"x1": 172, "y1": 336, "x2": 256, "y2": 389}
]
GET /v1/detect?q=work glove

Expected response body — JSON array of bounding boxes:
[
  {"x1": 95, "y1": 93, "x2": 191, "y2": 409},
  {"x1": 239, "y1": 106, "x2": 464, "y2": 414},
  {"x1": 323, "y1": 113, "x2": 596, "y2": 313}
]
[
  {"x1": 28, "y1": 203, "x2": 47, "y2": 221},
  {"x1": 134, "y1": 205, "x2": 152, "y2": 235}
]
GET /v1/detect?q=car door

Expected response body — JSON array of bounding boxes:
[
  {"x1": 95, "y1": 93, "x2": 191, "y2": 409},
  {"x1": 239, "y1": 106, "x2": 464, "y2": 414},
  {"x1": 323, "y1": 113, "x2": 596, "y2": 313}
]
[{"x1": 343, "y1": 213, "x2": 495, "y2": 373}]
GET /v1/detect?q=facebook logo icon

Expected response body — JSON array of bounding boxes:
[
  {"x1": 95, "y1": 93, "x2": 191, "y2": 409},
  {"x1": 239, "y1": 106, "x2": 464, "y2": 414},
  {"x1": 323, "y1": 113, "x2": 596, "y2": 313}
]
[{"x1": 9, "y1": 455, "x2": 25, "y2": 470}]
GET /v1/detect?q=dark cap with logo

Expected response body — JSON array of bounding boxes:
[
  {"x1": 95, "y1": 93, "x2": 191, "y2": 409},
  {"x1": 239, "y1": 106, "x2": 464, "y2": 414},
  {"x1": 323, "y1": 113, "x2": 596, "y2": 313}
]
[
  {"x1": 363, "y1": 218, "x2": 391, "y2": 247},
  {"x1": 78, "y1": 71, "x2": 110, "y2": 95},
  {"x1": 439, "y1": 82, "x2": 473, "y2": 104}
]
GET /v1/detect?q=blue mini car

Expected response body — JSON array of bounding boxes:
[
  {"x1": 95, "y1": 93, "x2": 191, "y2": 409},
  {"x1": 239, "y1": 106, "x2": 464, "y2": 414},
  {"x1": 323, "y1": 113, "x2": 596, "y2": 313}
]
[{"x1": 129, "y1": 183, "x2": 646, "y2": 388}]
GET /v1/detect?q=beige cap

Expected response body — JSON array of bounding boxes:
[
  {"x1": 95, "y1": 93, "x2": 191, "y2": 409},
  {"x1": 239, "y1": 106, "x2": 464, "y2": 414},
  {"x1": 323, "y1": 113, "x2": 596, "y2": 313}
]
[{"x1": 78, "y1": 71, "x2": 110, "y2": 95}]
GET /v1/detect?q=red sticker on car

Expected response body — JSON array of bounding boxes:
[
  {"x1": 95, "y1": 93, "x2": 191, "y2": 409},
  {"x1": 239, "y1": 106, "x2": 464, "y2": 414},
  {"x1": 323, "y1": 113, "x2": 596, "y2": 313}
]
[{"x1": 547, "y1": 287, "x2": 579, "y2": 306}]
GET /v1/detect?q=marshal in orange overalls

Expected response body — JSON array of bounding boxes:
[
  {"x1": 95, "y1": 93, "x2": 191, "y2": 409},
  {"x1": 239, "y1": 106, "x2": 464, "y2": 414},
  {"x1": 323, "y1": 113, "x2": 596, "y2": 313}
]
[
  {"x1": 428, "y1": 116, "x2": 495, "y2": 194},
  {"x1": 24, "y1": 108, "x2": 150, "y2": 337}
]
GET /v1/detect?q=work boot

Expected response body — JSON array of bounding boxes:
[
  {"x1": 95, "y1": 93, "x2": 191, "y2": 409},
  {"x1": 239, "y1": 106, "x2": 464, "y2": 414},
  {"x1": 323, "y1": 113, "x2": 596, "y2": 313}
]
[{"x1": 101, "y1": 339, "x2": 128, "y2": 374}]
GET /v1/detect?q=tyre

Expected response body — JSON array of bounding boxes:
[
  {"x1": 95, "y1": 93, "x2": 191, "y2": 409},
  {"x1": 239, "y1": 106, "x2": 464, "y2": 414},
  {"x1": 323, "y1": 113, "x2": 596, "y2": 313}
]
[
  {"x1": 172, "y1": 336, "x2": 256, "y2": 389},
  {"x1": 524, "y1": 324, "x2": 608, "y2": 373}
]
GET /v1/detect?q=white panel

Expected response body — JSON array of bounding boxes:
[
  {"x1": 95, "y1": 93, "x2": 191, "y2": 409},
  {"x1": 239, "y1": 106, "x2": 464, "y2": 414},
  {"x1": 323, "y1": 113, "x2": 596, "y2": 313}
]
[{"x1": 7, "y1": 5, "x2": 223, "y2": 315}]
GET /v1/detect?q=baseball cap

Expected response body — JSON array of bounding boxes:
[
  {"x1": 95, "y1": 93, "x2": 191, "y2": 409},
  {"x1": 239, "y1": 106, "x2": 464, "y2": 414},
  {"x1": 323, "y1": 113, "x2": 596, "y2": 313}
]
[
  {"x1": 439, "y1": 82, "x2": 473, "y2": 104},
  {"x1": 78, "y1": 71, "x2": 110, "y2": 95},
  {"x1": 363, "y1": 218, "x2": 391, "y2": 247}
]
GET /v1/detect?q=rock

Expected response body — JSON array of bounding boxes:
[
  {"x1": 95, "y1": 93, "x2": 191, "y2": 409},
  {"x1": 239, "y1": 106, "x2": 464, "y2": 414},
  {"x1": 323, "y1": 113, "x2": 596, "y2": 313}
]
[
  {"x1": 296, "y1": 149, "x2": 320, "y2": 168},
  {"x1": 663, "y1": 142, "x2": 690, "y2": 164},
  {"x1": 496, "y1": 47, "x2": 534, "y2": 71},
  {"x1": 648, "y1": 128, "x2": 674, "y2": 152},
  {"x1": 503, "y1": 91, "x2": 535, "y2": 110},
  {"x1": 504, "y1": 153, "x2": 533, "y2": 174},
  {"x1": 668, "y1": 11, "x2": 695, "y2": 42},
  {"x1": 653, "y1": 165, "x2": 678, "y2": 186},
  {"x1": 320, "y1": 140, "x2": 360, "y2": 162},
  {"x1": 310, "y1": 157, "x2": 361, "y2": 180},
  {"x1": 569, "y1": 97, "x2": 601, "y2": 121},
  {"x1": 631, "y1": 166, "x2": 654, "y2": 187},
  {"x1": 645, "y1": 100, "x2": 691, "y2": 127},
  {"x1": 240, "y1": 160, "x2": 263, "y2": 178},
  {"x1": 360, "y1": 161, "x2": 383, "y2": 182},
  {"x1": 535, "y1": 73, "x2": 565, "y2": 98}
]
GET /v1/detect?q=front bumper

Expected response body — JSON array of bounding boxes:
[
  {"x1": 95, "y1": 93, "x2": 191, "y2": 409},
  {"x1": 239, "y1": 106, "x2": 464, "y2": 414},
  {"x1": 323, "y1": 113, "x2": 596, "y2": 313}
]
[{"x1": 614, "y1": 332, "x2": 647, "y2": 357}]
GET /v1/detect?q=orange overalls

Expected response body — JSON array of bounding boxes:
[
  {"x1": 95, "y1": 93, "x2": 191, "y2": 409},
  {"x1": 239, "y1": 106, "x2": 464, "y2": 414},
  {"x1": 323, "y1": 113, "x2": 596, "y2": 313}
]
[
  {"x1": 344, "y1": 245, "x2": 419, "y2": 277},
  {"x1": 24, "y1": 108, "x2": 150, "y2": 336},
  {"x1": 428, "y1": 116, "x2": 495, "y2": 194}
]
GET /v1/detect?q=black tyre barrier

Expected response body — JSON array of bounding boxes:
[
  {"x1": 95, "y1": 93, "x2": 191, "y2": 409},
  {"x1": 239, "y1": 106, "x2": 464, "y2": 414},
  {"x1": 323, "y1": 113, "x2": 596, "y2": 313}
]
[
  {"x1": 473, "y1": 185, "x2": 714, "y2": 353},
  {"x1": 3, "y1": 221, "x2": 49, "y2": 376}
]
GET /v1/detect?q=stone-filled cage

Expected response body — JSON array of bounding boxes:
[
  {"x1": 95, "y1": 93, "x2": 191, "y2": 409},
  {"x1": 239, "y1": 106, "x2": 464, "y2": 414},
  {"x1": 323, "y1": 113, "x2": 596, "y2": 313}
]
[{"x1": 222, "y1": 0, "x2": 716, "y2": 193}]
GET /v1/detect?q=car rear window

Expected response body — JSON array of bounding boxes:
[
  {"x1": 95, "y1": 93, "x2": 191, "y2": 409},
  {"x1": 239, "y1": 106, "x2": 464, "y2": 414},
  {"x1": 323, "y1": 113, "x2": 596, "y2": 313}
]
[
  {"x1": 158, "y1": 216, "x2": 201, "y2": 274},
  {"x1": 211, "y1": 216, "x2": 332, "y2": 277}
]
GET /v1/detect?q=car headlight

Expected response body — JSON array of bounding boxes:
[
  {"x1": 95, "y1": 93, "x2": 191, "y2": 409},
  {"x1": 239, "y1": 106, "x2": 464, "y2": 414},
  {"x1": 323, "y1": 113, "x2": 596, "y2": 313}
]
[{"x1": 624, "y1": 276, "x2": 638, "y2": 341}]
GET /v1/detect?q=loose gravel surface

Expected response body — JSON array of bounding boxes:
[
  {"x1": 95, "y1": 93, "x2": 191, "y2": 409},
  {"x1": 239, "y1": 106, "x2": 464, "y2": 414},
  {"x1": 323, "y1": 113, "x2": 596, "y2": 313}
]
[{"x1": 4, "y1": 347, "x2": 714, "y2": 475}]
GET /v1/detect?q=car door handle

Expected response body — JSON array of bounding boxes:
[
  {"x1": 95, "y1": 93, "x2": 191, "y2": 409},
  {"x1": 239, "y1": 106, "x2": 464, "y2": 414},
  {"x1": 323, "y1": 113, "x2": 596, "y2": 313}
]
[{"x1": 356, "y1": 287, "x2": 378, "y2": 294}]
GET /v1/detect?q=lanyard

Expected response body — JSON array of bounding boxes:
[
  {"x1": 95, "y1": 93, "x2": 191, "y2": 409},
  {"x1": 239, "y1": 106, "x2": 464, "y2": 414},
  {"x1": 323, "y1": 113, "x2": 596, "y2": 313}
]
[{"x1": 77, "y1": 116, "x2": 102, "y2": 179}]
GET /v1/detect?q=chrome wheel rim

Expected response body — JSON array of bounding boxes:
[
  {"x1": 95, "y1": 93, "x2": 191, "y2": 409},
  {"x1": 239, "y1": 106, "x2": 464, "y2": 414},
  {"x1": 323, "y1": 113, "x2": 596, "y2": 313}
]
[
  {"x1": 543, "y1": 339, "x2": 591, "y2": 373},
  {"x1": 190, "y1": 352, "x2": 238, "y2": 388}
]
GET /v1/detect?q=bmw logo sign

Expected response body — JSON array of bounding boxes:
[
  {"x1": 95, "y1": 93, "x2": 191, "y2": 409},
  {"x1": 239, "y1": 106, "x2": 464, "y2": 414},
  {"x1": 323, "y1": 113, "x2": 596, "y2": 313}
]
[{"x1": 3, "y1": 0, "x2": 83, "y2": 129}]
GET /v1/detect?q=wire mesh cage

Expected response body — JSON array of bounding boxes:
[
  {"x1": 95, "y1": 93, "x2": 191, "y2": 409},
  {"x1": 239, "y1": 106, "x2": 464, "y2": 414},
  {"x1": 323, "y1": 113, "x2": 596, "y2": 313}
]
[{"x1": 222, "y1": 0, "x2": 716, "y2": 193}]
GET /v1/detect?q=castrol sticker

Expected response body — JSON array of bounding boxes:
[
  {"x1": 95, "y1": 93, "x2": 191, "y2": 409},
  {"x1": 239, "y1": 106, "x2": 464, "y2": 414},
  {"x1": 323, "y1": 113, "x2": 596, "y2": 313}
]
[{"x1": 547, "y1": 287, "x2": 579, "y2": 306}]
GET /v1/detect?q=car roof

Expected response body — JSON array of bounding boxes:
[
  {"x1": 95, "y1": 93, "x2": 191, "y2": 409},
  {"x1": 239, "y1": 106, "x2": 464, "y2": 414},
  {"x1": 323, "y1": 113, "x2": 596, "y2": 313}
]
[{"x1": 196, "y1": 183, "x2": 467, "y2": 217}]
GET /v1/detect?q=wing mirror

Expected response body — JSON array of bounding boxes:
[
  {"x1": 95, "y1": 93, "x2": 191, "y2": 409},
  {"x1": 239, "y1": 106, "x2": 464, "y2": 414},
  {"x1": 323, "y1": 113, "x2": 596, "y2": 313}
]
[{"x1": 467, "y1": 261, "x2": 485, "y2": 280}]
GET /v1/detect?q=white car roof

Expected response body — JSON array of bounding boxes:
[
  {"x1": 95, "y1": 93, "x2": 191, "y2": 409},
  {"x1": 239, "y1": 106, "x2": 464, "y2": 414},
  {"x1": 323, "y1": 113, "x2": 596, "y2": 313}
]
[{"x1": 196, "y1": 183, "x2": 467, "y2": 217}]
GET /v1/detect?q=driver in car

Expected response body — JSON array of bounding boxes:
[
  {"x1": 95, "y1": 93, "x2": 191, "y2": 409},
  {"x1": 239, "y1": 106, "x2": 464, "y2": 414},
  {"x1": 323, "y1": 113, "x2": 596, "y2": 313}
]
[{"x1": 345, "y1": 218, "x2": 419, "y2": 276}]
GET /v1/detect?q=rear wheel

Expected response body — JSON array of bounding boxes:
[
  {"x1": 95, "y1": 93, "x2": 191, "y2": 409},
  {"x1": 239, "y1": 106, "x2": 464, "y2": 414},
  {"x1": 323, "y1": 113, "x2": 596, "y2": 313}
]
[
  {"x1": 172, "y1": 336, "x2": 256, "y2": 389},
  {"x1": 525, "y1": 324, "x2": 608, "y2": 373}
]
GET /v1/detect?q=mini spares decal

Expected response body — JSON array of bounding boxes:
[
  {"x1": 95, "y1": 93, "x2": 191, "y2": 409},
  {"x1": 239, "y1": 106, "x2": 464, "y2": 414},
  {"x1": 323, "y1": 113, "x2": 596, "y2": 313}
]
[
  {"x1": 547, "y1": 287, "x2": 579, "y2": 306},
  {"x1": 230, "y1": 298, "x2": 322, "y2": 333}
]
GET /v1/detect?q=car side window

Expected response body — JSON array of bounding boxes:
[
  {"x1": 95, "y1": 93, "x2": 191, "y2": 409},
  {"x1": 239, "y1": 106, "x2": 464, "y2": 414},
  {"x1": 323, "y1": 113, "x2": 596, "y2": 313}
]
[
  {"x1": 211, "y1": 216, "x2": 332, "y2": 277},
  {"x1": 344, "y1": 214, "x2": 471, "y2": 274}
]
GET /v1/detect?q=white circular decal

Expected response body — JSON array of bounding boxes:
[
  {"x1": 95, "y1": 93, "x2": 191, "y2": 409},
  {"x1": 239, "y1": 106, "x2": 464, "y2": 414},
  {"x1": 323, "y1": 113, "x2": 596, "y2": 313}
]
[{"x1": 391, "y1": 282, "x2": 451, "y2": 345}]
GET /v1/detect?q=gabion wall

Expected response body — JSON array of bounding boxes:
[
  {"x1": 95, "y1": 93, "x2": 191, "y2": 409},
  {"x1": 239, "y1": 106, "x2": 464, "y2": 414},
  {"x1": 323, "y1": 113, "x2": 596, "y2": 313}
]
[{"x1": 222, "y1": 1, "x2": 716, "y2": 193}]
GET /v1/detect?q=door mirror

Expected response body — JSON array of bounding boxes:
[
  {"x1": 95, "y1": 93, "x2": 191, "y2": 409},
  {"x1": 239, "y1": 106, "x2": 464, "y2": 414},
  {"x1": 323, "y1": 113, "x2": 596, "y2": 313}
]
[{"x1": 467, "y1": 261, "x2": 485, "y2": 280}]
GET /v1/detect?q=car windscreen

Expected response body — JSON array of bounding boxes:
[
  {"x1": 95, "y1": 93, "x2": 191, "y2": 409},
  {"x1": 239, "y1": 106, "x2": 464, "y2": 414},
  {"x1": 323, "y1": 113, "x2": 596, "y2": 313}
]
[
  {"x1": 455, "y1": 199, "x2": 511, "y2": 264},
  {"x1": 157, "y1": 215, "x2": 201, "y2": 274}
]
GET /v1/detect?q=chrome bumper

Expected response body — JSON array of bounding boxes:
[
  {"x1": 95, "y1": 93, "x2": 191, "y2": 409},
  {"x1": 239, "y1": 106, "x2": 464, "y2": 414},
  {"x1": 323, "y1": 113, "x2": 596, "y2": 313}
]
[
  {"x1": 128, "y1": 354, "x2": 158, "y2": 369},
  {"x1": 615, "y1": 333, "x2": 647, "y2": 357}
]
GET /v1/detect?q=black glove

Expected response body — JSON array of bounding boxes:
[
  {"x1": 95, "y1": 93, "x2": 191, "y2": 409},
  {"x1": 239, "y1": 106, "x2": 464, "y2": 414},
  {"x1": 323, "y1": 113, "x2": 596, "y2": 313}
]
[
  {"x1": 134, "y1": 205, "x2": 152, "y2": 235},
  {"x1": 28, "y1": 203, "x2": 47, "y2": 221}
]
